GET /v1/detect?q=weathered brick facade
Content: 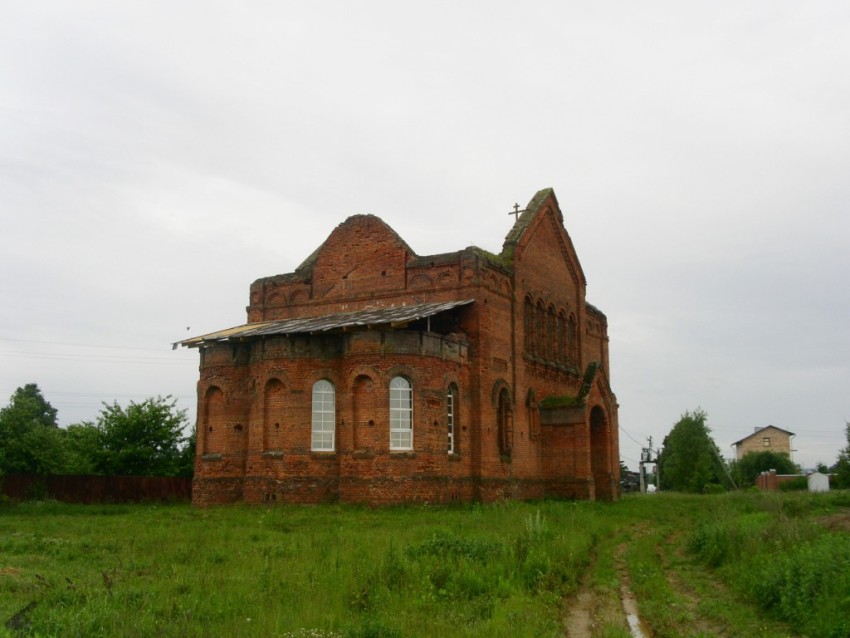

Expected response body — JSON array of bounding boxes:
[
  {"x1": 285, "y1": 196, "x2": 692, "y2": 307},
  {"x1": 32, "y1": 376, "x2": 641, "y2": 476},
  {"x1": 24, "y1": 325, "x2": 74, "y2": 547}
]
[{"x1": 182, "y1": 188, "x2": 620, "y2": 505}]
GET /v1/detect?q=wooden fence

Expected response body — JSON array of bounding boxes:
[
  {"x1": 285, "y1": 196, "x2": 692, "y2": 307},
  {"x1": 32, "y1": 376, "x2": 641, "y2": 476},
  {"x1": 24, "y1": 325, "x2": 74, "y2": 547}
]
[{"x1": 1, "y1": 474, "x2": 192, "y2": 504}]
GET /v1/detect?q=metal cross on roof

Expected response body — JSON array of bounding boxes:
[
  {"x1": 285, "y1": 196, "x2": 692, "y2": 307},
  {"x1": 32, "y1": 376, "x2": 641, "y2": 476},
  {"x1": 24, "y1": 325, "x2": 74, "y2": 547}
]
[{"x1": 509, "y1": 203, "x2": 526, "y2": 221}]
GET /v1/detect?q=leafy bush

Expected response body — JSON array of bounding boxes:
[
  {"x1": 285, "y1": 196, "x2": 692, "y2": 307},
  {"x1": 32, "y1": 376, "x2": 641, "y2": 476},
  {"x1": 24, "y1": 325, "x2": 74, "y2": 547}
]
[
  {"x1": 406, "y1": 531, "x2": 502, "y2": 563},
  {"x1": 778, "y1": 476, "x2": 808, "y2": 492},
  {"x1": 731, "y1": 451, "x2": 799, "y2": 487},
  {"x1": 745, "y1": 535, "x2": 850, "y2": 637},
  {"x1": 688, "y1": 512, "x2": 770, "y2": 567},
  {"x1": 688, "y1": 493, "x2": 850, "y2": 638}
]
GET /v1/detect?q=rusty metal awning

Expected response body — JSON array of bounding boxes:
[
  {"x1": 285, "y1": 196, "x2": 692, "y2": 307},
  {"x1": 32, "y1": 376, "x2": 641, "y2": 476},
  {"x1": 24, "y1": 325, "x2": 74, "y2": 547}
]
[{"x1": 177, "y1": 299, "x2": 474, "y2": 348}]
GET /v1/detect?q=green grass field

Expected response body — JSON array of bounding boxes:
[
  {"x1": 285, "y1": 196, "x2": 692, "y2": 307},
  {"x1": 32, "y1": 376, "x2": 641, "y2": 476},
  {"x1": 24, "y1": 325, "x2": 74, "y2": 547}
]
[{"x1": 2, "y1": 491, "x2": 849, "y2": 638}]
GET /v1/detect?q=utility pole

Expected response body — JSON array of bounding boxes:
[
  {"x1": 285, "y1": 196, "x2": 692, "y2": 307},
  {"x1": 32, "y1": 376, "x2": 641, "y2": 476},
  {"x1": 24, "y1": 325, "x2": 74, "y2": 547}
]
[
  {"x1": 648, "y1": 436, "x2": 654, "y2": 491},
  {"x1": 639, "y1": 453, "x2": 646, "y2": 494},
  {"x1": 653, "y1": 438, "x2": 660, "y2": 491},
  {"x1": 711, "y1": 443, "x2": 737, "y2": 490},
  {"x1": 640, "y1": 437, "x2": 659, "y2": 493}
]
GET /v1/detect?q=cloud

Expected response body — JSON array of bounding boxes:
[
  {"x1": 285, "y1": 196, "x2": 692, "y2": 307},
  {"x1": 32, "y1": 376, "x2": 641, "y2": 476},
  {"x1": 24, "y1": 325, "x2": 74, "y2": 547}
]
[{"x1": 1, "y1": 1, "x2": 848, "y2": 469}]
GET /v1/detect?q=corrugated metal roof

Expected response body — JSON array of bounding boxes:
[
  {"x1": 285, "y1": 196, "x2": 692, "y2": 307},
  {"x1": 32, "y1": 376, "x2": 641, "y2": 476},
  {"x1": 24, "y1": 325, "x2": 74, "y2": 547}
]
[{"x1": 178, "y1": 299, "x2": 474, "y2": 348}]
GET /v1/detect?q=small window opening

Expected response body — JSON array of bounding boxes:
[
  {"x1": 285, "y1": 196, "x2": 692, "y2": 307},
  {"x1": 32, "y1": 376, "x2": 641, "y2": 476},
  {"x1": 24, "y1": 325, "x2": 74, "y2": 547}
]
[{"x1": 447, "y1": 384, "x2": 458, "y2": 454}]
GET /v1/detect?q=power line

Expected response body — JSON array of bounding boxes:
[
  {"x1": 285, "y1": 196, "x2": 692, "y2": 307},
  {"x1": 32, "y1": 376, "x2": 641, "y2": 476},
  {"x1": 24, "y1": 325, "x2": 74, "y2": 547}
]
[
  {"x1": 4, "y1": 351, "x2": 191, "y2": 364},
  {"x1": 0, "y1": 336, "x2": 175, "y2": 352},
  {"x1": 619, "y1": 425, "x2": 647, "y2": 447}
]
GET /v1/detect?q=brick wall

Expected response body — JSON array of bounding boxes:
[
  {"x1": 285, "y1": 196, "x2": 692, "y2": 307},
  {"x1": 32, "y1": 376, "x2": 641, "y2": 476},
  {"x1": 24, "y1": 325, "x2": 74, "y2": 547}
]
[{"x1": 756, "y1": 469, "x2": 802, "y2": 491}]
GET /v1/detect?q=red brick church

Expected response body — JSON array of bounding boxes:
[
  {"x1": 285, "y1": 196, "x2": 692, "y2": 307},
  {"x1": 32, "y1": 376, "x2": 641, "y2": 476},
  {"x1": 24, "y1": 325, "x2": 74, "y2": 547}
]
[{"x1": 180, "y1": 188, "x2": 619, "y2": 505}]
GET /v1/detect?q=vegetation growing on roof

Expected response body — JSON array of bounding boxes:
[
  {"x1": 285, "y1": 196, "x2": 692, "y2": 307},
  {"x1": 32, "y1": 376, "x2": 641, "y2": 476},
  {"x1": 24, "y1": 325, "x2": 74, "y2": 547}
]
[
  {"x1": 539, "y1": 395, "x2": 581, "y2": 409},
  {"x1": 466, "y1": 246, "x2": 514, "y2": 272}
]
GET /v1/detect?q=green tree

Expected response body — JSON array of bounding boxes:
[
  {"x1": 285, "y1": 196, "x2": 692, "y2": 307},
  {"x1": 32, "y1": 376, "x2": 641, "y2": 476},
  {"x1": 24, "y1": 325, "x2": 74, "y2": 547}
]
[
  {"x1": 175, "y1": 426, "x2": 196, "y2": 478},
  {"x1": 94, "y1": 396, "x2": 189, "y2": 477},
  {"x1": 657, "y1": 409, "x2": 729, "y2": 493},
  {"x1": 831, "y1": 421, "x2": 850, "y2": 488},
  {"x1": 61, "y1": 422, "x2": 102, "y2": 474},
  {"x1": 0, "y1": 383, "x2": 68, "y2": 475},
  {"x1": 730, "y1": 450, "x2": 799, "y2": 488}
]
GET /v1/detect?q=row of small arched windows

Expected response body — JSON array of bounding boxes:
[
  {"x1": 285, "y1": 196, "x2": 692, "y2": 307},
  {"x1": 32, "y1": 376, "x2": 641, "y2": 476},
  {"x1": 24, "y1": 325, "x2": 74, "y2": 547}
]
[{"x1": 523, "y1": 297, "x2": 578, "y2": 367}]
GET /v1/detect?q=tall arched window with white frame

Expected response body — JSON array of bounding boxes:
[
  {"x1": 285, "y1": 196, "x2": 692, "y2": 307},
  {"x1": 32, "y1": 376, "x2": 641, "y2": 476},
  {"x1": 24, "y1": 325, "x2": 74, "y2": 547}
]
[
  {"x1": 311, "y1": 380, "x2": 335, "y2": 451},
  {"x1": 389, "y1": 376, "x2": 413, "y2": 450},
  {"x1": 447, "y1": 384, "x2": 458, "y2": 454}
]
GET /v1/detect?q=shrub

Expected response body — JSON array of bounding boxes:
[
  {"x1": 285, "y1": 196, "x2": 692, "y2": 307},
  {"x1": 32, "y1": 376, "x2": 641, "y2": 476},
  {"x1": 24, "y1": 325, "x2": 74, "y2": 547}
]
[
  {"x1": 778, "y1": 476, "x2": 808, "y2": 492},
  {"x1": 745, "y1": 534, "x2": 850, "y2": 637}
]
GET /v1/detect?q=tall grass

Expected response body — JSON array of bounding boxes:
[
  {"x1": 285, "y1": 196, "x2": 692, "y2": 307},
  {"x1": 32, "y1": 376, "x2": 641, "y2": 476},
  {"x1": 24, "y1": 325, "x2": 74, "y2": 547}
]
[{"x1": 0, "y1": 500, "x2": 607, "y2": 638}]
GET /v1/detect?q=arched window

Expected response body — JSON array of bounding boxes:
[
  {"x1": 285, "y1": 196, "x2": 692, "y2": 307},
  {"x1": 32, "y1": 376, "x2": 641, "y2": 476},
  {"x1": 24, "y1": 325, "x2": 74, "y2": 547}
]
[
  {"x1": 557, "y1": 311, "x2": 567, "y2": 365},
  {"x1": 390, "y1": 376, "x2": 413, "y2": 450},
  {"x1": 547, "y1": 305, "x2": 557, "y2": 361},
  {"x1": 524, "y1": 296, "x2": 534, "y2": 355},
  {"x1": 497, "y1": 388, "x2": 513, "y2": 457},
  {"x1": 447, "y1": 384, "x2": 458, "y2": 454},
  {"x1": 311, "y1": 380, "x2": 335, "y2": 451},
  {"x1": 567, "y1": 314, "x2": 578, "y2": 366},
  {"x1": 535, "y1": 301, "x2": 545, "y2": 357}
]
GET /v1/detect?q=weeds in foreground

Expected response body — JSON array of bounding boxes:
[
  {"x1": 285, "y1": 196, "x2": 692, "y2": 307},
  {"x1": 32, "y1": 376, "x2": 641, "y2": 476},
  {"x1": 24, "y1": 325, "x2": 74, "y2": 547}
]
[
  {"x1": 688, "y1": 492, "x2": 850, "y2": 638},
  {"x1": 0, "y1": 501, "x2": 601, "y2": 637}
]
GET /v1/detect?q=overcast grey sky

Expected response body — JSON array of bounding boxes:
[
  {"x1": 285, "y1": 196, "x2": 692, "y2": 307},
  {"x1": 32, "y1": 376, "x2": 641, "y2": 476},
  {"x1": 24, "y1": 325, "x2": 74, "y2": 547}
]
[{"x1": 2, "y1": 1, "x2": 848, "y2": 471}]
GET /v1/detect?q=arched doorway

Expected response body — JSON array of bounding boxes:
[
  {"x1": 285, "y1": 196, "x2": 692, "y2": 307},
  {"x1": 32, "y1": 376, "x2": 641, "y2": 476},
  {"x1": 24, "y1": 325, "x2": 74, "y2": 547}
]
[{"x1": 590, "y1": 405, "x2": 613, "y2": 501}]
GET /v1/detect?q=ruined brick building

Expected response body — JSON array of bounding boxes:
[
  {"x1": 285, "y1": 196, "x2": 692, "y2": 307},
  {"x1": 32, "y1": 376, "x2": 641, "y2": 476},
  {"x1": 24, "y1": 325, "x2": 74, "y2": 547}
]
[{"x1": 181, "y1": 188, "x2": 619, "y2": 505}]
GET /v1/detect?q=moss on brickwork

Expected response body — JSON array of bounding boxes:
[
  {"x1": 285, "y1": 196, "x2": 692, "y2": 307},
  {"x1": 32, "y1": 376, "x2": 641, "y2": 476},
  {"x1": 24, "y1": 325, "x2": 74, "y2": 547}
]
[{"x1": 577, "y1": 361, "x2": 602, "y2": 400}]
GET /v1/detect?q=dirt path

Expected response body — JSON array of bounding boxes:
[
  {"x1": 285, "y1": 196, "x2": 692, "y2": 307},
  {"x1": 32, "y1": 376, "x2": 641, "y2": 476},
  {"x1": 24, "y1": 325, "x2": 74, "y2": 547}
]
[
  {"x1": 562, "y1": 542, "x2": 649, "y2": 638},
  {"x1": 563, "y1": 586, "x2": 596, "y2": 638}
]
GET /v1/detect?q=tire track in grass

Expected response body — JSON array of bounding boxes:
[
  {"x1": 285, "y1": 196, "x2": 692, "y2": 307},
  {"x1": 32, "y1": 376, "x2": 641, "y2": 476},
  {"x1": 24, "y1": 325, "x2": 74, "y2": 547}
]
[
  {"x1": 615, "y1": 542, "x2": 651, "y2": 638},
  {"x1": 656, "y1": 531, "x2": 727, "y2": 637},
  {"x1": 563, "y1": 541, "x2": 649, "y2": 638},
  {"x1": 657, "y1": 530, "x2": 800, "y2": 638}
]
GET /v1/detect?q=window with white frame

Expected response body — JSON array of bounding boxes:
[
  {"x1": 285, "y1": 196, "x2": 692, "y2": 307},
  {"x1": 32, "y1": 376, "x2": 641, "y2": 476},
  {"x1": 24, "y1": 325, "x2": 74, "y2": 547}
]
[
  {"x1": 311, "y1": 380, "x2": 335, "y2": 451},
  {"x1": 390, "y1": 376, "x2": 413, "y2": 450},
  {"x1": 447, "y1": 384, "x2": 457, "y2": 454}
]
